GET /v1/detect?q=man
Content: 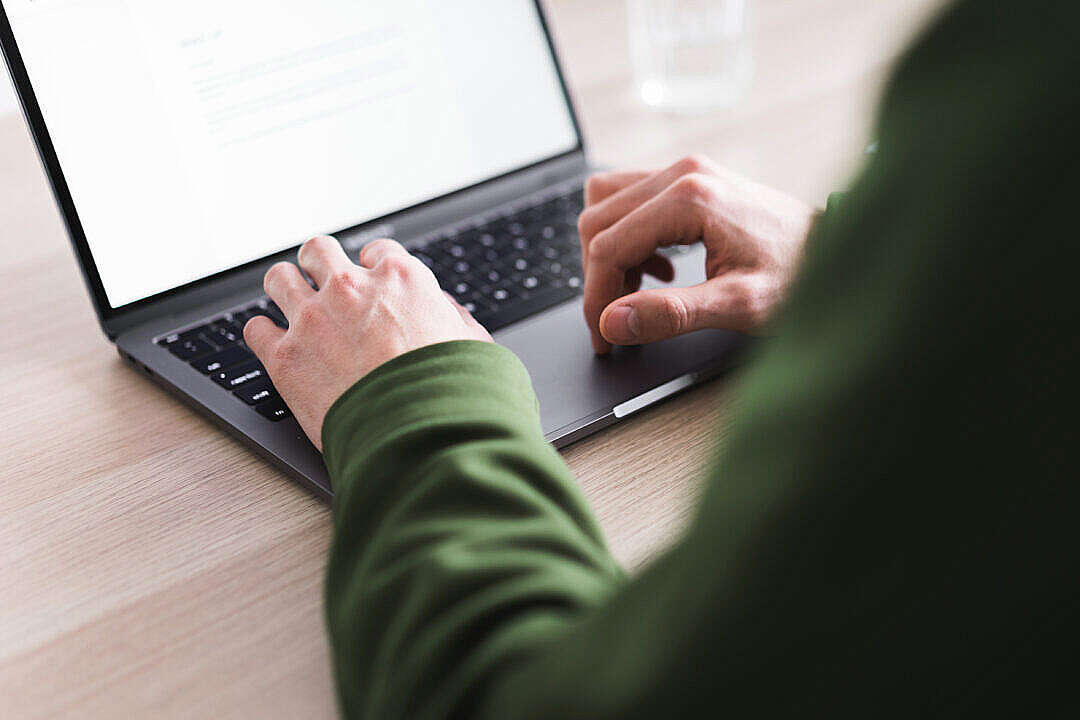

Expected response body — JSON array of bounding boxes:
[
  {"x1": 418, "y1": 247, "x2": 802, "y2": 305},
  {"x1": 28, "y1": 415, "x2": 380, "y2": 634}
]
[{"x1": 243, "y1": 1, "x2": 1076, "y2": 717}]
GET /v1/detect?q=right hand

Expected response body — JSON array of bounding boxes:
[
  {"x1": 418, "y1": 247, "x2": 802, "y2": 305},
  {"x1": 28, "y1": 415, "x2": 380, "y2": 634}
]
[{"x1": 578, "y1": 155, "x2": 818, "y2": 354}]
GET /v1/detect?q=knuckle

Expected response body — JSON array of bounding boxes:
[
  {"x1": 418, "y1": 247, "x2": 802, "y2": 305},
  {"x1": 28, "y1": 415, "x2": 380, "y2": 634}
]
[
  {"x1": 674, "y1": 153, "x2": 714, "y2": 176},
  {"x1": 265, "y1": 262, "x2": 291, "y2": 285},
  {"x1": 325, "y1": 269, "x2": 359, "y2": 295},
  {"x1": 586, "y1": 229, "x2": 617, "y2": 265},
  {"x1": 380, "y1": 254, "x2": 415, "y2": 278},
  {"x1": 300, "y1": 234, "x2": 335, "y2": 260},
  {"x1": 577, "y1": 209, "x2": 599, "y2": 242},
  {"x1": 672, "y1": 173, "x2": 716, "y2": 205},
  {"x1": 659, "y1": 294, "x2": 692, "y2": 334},
  {"x1": 359, "y1": 238, "x2": 391, "y2": 264},
  {"x1": 584, "y1": 174, "x2": 610, "y2": 204},
  {"x1": 242, "y1": 317, "x2": 263, "y2": 344},
  {"x1": 365, "y1": 238, "x2": 388, "y2": 253}
]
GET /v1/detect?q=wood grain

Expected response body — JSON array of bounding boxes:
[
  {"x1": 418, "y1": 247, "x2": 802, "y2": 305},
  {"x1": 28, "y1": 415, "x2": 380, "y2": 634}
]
[{"x1": 0, "y1": 1, "x2": 945, "y2": 716}]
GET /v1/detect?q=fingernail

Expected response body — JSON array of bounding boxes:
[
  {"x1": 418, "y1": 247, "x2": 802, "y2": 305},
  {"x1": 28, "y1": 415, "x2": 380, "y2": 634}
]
[{"x1": 605, "y1": 305, "x2": 639, "y2": 342}]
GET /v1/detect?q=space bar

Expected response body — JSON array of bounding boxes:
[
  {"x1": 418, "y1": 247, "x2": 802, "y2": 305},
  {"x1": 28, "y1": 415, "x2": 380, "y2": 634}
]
[{"x1": 475, "y1": 286, "x2": 581, "y2": 332}]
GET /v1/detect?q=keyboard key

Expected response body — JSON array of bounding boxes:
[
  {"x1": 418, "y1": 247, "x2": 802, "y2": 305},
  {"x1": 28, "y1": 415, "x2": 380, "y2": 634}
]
[
  {"x1": 165, "y1": 336, "x2": 214, "y2": 360},
  {"x1": 255, "y1": 397, "x2": 291, "y2": 421},
  {"x1": 157, "y1": 324, "x2": 211, "y2": 347},
  {"x1": 192, "y1": 346, "x2": 252, "y2": 374},
  {"x1": 475, "y1": 285, "x2": 580, "y2": 332},
  {"x1": 205, "y1": 323, "x2": 241, "y2": 348},
  {"x1": 211, "y1": 359, "x2": 266, "y2": 389},
  {"x1": 235, "y1": 379, "x2": 277, "y2": 406},
  {"x1": 391, "y1": 186, "x2": 587, "y2": 333}
]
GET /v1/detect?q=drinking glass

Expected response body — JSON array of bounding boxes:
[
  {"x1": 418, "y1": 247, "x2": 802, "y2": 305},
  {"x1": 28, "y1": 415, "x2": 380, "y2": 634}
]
[{"x1": 628, "y1": 0, "x2": 753, "y2": 111}]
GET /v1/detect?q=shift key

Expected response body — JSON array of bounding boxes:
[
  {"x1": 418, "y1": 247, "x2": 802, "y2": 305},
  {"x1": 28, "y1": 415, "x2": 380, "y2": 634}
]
[{"x1": 234, "y1": 379, "x2": 276, "y2": 406}]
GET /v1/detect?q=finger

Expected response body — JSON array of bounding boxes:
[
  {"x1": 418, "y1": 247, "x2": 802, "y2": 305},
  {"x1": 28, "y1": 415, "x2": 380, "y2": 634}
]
[
  {"x1": 584, "y1": 175, "x2": 716, "y2": 353},
  {"x1": 584, "y1": 170, "x2": 651, "y2": 206},
  {"x1": 243, "y1": 315, "x2": 284, "y2": 360},
  {"x1": 578, "y1": 156, "x2": 717, "y2": 282},
  {"x1": 578, "y1": 155, "x2": 719, "y2": 247},
  {"x1": 297, "y1": 235, "x2": 353, "y2": 290},
  {"x1": 264, "y1": 261, "x2": 314, "y2": 319},
  {"x1": 599, "y1": 276, "x2": 759, "y2": 345},
  {"x1": 358, "y1": 238, "x2": 409, "y2": 268}
]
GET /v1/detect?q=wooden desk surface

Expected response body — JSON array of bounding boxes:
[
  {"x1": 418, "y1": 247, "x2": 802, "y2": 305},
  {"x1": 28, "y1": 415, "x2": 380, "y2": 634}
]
[{"x1": 0, "y1": 1, "x2": 944, "y2": 716}]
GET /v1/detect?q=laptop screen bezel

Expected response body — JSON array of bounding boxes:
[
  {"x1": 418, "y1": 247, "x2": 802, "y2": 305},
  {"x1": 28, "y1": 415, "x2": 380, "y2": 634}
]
[{"x1": 0, "y1": 0, "x2": 586, "y2": 327}]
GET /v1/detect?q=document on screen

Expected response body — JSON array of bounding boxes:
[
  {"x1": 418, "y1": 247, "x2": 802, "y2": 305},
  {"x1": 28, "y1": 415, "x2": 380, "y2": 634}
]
[{"x1": 5, "y1": 0, "x2": 578, "y2": 306}]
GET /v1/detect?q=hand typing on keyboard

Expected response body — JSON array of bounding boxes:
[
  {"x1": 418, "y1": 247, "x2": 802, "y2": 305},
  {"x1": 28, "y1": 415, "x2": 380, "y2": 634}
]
[
  {"x1": 577, "y1": 155, "x2": 818, "y2": 354},
  {"x1": 158, "y1": 187, "x2": 586, "y2": 428},
  {"x1": 243, "y1": 236, "x2": 492, "y2": 450}
]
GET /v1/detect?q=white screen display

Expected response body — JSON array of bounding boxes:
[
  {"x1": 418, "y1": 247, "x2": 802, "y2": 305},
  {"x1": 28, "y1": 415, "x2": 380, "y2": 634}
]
[{"x1": 4, "y1": 0, "x2": 579, "y2": 307}]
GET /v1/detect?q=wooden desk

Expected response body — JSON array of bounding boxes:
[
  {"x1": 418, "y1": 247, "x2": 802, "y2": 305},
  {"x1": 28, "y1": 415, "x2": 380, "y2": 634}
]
[{"x1": 0, "y1": 1, "x2": 944, "y2": 716}]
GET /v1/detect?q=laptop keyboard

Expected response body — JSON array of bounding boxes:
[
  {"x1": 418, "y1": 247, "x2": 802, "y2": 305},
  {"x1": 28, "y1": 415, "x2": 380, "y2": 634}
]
[
  {"x1": 157, "y1": 299, "x2": 292, "y2": 420},
  {"x1": 155, "y1": 185, "x2": 587, "y2": 422},
  {"x1": 407, "y1": 187, "x2": 585, "y2": 330}
]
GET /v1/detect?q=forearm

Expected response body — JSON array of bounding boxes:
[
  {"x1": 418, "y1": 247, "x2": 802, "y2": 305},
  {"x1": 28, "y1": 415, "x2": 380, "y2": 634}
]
[{"x1": 322, "y1": 341, "x2": 624, "y2": 720}]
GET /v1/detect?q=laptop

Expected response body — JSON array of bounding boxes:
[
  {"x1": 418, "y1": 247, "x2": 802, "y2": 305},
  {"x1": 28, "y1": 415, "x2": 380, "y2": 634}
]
[{"x1": 0, "y1": 0, "x2": 745, "y2": 499}]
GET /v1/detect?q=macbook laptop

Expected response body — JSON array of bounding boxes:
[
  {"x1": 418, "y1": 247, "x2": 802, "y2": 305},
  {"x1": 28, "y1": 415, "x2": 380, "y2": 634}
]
[{"x1": 0, "y1": 0, "x2": 745, "y2": 499}]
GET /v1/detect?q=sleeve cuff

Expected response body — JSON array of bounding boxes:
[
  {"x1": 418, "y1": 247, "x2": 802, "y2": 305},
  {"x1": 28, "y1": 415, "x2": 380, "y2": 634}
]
[{"x1": 320, "y1": 340, "x2": 542, "y2": 509}]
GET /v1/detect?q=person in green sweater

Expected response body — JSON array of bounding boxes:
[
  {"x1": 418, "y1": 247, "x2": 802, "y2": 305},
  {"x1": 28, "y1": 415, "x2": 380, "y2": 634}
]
[{"x1": 242, "y1": 0, "x2": 1076, "y2": 717}]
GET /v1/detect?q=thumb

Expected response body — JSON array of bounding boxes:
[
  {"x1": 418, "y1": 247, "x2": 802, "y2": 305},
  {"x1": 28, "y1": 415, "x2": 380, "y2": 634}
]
[{"x1": 599, "y1": 277, "x2": 757, "y2": 345}]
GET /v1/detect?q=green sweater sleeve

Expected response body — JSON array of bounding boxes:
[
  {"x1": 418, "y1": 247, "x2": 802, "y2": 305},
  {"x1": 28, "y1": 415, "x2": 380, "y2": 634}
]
[
  {"x1": 322, "y1": 341, "x2": 625, "y2": 720},
  {"x1": 324, "y1": 1, "x2": 1077, "y2": 717}
]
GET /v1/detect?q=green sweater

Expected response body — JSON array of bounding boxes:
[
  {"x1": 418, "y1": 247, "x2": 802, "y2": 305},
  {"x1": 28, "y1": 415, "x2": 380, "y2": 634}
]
[{"x1": 321, "y1": 1, "x2": 1077, "y2": 717}]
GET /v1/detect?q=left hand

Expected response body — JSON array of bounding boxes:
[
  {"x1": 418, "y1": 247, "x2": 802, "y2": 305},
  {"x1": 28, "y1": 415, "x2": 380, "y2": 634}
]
[{"x1": 244, "y1": 236, "x2": 492, "y2": 450}]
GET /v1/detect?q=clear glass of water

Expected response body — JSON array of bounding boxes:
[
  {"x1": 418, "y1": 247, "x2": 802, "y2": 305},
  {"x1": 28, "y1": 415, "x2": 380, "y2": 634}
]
[{"x1": 628, "y1": 0, "x2": 753, "y2": 111}]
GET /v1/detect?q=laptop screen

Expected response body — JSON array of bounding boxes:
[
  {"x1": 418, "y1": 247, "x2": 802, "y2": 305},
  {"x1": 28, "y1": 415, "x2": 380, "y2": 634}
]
[{"x1": 3, "y1": 0, "x2": 580, "y2": 308}]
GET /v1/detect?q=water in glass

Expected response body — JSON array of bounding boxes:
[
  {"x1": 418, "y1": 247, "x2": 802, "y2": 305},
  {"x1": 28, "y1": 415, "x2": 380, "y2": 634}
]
[{"x1": 629, "y1": 0, "x2": 752, "y2": 111}]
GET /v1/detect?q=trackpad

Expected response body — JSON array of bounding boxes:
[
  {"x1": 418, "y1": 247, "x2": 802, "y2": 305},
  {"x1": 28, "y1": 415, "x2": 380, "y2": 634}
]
[{"x1": 494, "y1": 249, "x2": 747, "y2": 439}]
